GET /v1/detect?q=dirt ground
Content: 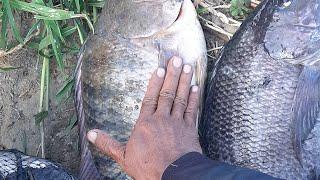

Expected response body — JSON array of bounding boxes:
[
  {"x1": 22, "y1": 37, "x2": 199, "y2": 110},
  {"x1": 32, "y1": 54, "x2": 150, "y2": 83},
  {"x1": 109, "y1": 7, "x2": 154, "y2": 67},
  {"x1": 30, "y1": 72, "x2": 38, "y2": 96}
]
[
  {"x1": 0, "y1": 12, "x2": 80, "y2": 175},
  {"x1": 202, "y1": 0, "x2": 231, "y2": 72},
  {"x1": 0, "y1": 0, "x2": 231, "y2": 177}
]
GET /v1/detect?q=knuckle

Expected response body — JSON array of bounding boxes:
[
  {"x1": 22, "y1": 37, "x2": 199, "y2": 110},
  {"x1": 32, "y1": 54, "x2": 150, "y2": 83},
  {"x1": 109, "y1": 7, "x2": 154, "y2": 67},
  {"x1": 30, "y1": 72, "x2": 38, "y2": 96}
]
[
  {"x1": 160, "y1": 89, "x2": 176, "y2": 101},
  {"x1": 142, "y1": 97, "x2": 158, "y2": 106},
  {"x1": 172, "y1": 113, "x2": 184, "y2": 122},
  {"x1": 185, "y1": 105, "x2": 196, "y2": 115},
  {"x1": 168, "y1": 67, "x2": 180, "y2": 75},
  {"x1": 174, "y1": 96, "x2": 188, "y2": 109},
  {"x1": 101, "y1": 139, "x2": 110, "y2": 154},
  {"x1": 187, "y1": 98, "x2": 198, "y2": 108},
  {"x1": 154, "y1": 111, "x2": 170, "y2": 120},
  {"x1": 184, "y1": 111, "x2": 194, "y2": 118}
]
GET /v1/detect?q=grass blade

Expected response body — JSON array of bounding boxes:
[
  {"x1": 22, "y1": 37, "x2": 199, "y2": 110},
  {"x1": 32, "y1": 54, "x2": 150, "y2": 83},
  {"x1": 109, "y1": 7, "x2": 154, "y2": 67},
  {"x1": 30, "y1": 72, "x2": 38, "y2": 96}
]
[
  {"x1": 34, "y1": 111, "x2": 48, "y2": 125},
  {"x1": 66, "y1": 114, "x2": 77, "y2": 132},
  {"x1": 87, "y1": 0, "x2": 105, "y2": 8},
  {"x1": 46, "y1": 22, "x2": 64, "y2": 69},
  {"x1": 75, "y1": 0, "x2": 81, "y2": 13},
  {"x1": 56, "y1": 78, "x2": 74, "y2": 102},
  {"x1": 0, "y1": 8, "x2": 8, "y2": 49},
  {"x1": 38, "y1": 49, "x2": 50, "y2": 158},
  {"x1": 38, "y1": 35, "x2": 50, "y2": 51},
  {"x1": 2, "y1": 0, "x2": 23, "y2": 43},
  {"x1": 93, "y1": 6, "x2": 97, "y2": 23},
  {"x1": 11, "y1": 0, "x2": 76, "y2": 20},
  {"x1": 61, "y1": 26, "x2": 77, "y2": 38},
  {"x1": 24, "y1": 20, "x2": 41, "y2": 43},
  {"x1": 10, "y1": 0, "x2": 95, "y2": 33},
  {"x1": 74, "y1": 19, "x2": 86, "y2": 44},
  {"x1": 47, "y1": 20, "x2": 65, "y2": 43},
  {"x1": 0, "y1": 66, "x2": 21, "y2": 72}
]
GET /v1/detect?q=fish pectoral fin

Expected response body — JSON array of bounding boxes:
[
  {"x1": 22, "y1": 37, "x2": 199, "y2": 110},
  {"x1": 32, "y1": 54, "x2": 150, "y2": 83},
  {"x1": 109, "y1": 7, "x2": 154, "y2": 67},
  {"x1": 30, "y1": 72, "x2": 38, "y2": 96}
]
[
  {"x1": 293, "y1": 66, "x2": 320, "y2": 163},
  {"x1": 315, "y1": 167, "x2": 320, "y2": 180}
]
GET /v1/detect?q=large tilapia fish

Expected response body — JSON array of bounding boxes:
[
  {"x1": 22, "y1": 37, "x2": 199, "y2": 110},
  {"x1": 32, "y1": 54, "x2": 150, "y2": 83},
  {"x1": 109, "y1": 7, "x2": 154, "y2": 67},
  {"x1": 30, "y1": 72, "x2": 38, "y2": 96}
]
[
  {"x1": 75, "y1": 0, "x2": 207, "y2": 179},
  {"x1": 200, "y1": 0, "x2": 320, "y2": 179}
]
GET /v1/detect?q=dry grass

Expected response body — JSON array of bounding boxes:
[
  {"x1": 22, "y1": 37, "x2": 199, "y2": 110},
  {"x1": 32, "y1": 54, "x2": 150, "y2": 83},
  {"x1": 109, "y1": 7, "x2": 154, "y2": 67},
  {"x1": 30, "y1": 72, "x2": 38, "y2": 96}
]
[{"x1": 195, "y1": 0, "x2": 260, "y2": 60}]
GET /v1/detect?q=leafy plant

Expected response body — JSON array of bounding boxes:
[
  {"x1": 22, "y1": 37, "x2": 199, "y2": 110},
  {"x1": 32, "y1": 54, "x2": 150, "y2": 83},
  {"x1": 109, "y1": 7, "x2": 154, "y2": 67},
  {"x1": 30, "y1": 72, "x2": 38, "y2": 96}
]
[
  {"x1": 230, "y1": 0, "x2": 251, "y2": 19},
  {"x1": 0, "y1": 0, "x2": 105, "y2": 158},
  {"x1": 196, "y1": 7, "x2": 208, "y2": 15}
]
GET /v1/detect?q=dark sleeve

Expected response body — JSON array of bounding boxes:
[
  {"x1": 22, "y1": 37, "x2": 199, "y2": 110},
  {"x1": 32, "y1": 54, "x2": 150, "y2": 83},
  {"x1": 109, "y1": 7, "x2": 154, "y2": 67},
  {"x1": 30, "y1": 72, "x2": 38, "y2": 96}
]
[{"x1": 162, "y1": 152, "x2": 282, "y2": 180}]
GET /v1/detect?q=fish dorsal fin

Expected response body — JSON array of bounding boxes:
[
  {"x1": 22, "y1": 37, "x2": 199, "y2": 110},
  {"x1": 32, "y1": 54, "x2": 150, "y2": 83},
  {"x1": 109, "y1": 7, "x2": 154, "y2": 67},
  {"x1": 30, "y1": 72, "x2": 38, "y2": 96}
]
[{"x1": 293, "y1": 66, "x2": 320, "y2": 162}]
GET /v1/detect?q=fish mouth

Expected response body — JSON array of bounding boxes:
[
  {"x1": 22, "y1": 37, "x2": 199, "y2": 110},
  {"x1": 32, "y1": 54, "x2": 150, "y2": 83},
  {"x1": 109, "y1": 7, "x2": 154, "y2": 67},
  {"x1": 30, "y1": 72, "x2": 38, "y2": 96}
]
[
  {"x1": 175, "y1": 0, "x2": 197, "y2": 23},
  {"x1": 132, "y1": 0, "x2": 197, "y2": 39}
]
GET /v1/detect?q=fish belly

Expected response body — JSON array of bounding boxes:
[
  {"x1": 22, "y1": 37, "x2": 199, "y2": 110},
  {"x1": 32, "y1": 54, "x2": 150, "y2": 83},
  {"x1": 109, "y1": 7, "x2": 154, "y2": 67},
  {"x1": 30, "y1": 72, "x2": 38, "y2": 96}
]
[{"x1": 82, "y1": 34, "x2": 158, "y2": 179}]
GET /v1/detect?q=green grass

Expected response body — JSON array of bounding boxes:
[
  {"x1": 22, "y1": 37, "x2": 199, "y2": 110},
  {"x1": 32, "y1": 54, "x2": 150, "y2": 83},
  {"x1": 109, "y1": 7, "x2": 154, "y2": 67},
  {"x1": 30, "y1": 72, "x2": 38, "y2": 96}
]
[
  {"x1": 230, "y1": 0, "x2": 251, "y2": 19},
  {"x1": 0, "y1": 0, "x2": 104, "y2": 157},
  {"x1": 0, "y1": 65, "x2": 21, "y2": 72}
]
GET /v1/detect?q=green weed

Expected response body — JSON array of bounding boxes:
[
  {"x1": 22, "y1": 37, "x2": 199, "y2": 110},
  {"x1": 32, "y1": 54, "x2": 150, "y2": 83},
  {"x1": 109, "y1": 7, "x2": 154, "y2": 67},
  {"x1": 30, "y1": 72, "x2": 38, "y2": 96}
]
[
  {"x1": 0, "y1": 0, "x2": 104, "y2": 157},
  {"x1": 230, "y1": 0, "x2": 251, "y2": 19}
]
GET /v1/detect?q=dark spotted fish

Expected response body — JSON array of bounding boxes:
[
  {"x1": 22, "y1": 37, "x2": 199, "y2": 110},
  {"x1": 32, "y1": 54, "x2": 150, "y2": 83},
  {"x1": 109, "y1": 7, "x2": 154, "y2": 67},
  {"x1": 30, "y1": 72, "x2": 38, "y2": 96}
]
[
  {"x1": 0, "y1": 149, "x2": 75, "y2": 180},
  {"x1": 200, "y1": 0, "x2": 320, "y2": 179},
  {"x1": 75, "y1": 0, "x2": 207, "y2": 179}
]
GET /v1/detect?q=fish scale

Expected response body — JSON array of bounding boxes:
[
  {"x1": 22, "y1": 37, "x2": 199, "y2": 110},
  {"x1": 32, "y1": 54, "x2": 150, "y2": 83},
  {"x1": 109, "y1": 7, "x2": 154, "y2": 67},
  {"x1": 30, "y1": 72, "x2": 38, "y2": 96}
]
[
  {"x1": 0, "y1": 150, "x2": 75, "y2": 180},
  {"x1": 200, "y1": 0, "x2": 320, "y2": 179},
  {"x1": 82, "y1": 34, "x2": 159, "y2": 179}
]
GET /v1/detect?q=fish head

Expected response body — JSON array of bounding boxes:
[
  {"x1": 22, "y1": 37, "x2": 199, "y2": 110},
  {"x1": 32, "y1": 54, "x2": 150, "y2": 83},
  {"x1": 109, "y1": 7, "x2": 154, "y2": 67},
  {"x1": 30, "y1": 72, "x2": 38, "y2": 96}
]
[
  {"x1": 153, "y1": 0, "x2": 207, "y2": 117},
  {"x1": 264, "y1": 0, "x2": 320, "y2": 65},
  {"x1": 95, "y1": 0, "x2": 206, "y2": 86},
  {"x1": 96, "y1": 0, "x2": 184, "y2": 38},
  {"x1": 128, "y1": 0, "x2": 207, "y2": 86},
  {"x1": 152, "y1": 0, "x2": 207, "y2": 86}
]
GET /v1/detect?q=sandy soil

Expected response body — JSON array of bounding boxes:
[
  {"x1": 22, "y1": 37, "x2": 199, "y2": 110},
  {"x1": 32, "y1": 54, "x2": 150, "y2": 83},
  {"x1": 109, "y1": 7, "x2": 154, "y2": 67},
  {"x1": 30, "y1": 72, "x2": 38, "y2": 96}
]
[{"x1": 0, "y1": 12, "x2": 80, "y2": 175}]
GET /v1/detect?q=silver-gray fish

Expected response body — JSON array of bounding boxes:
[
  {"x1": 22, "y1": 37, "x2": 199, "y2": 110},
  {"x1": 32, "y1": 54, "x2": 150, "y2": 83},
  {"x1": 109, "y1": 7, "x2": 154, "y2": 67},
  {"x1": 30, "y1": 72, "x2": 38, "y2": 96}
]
[
  {"x1": 0, "y1": 149, "x2": 75, "y2": 180},
  {"x1": 200, "y1": 0, "x2": 320, "y2": 179},
  {"x1": 75, "y1": 0, "x2": 207, "y2": 179}
]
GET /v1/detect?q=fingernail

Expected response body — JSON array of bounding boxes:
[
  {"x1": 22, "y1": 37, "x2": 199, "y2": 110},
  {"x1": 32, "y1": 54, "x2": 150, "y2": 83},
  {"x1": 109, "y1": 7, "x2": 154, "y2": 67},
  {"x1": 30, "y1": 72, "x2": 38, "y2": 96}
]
[
  {"x1": 157, "y1": 68, "x2": 165, "y2": 78},
  {"x1": 87, "y1": 130, "x2": 98, "y2": 143},
  {"x1": 173, "y1": 57, "x2": 182, "y2": 68},
  {"x1": 183, "y1": 65, "x2": 192, "y2": 74},
  {"x1": 192, "y1": 86, "x2": 199, "y2": 92}
]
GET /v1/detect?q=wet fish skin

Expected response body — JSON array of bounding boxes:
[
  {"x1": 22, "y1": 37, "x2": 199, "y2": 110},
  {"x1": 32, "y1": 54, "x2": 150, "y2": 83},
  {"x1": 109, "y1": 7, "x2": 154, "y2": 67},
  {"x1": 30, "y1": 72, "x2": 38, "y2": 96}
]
[
  {"x1": 200, "y1": 0, "x2": 320, "y2": 179},
  {"x1": 0, "y1": 149, "x2": 76, "y2": 180},
  {"x1": 78, "y1": 0, "x2": 207, "y2": 179}
]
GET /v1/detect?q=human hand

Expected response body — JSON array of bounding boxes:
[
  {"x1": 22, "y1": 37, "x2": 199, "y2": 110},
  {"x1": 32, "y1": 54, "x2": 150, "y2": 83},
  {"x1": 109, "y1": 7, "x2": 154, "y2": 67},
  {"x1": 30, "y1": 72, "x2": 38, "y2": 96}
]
[{"x1": 87, "y1": 56, "x2": 202, "y2": 180}]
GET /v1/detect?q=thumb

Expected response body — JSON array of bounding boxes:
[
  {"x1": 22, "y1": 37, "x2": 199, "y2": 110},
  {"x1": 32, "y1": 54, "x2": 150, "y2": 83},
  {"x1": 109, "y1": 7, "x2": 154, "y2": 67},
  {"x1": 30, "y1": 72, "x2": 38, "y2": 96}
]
[{"x1": 87, "y1": 129, "x2": 125, "y2": 166}]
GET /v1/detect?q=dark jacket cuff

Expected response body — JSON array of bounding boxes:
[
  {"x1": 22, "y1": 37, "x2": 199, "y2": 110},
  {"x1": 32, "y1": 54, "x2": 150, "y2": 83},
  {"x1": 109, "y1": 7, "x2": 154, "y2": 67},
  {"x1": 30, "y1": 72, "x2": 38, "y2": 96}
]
[{"x1": 162, "y1": 152, "x2": 281, "y2": 180}]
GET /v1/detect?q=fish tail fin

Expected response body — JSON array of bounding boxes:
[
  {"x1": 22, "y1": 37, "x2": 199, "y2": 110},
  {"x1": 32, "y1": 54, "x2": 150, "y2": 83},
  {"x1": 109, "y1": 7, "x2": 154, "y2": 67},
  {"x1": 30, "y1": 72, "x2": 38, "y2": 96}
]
[
  {"x1": 75, "y1": 47, "x2": 101, "y2": 180},
  {"x1": 310, "y1": 166, "x2": 320, "y2": 180},
  {"x1": 316, "y1": 168, "x2": 320, "y2": 180},
  {"x1": 292, "y1": 66, "x2": 320, "y2": 165}
]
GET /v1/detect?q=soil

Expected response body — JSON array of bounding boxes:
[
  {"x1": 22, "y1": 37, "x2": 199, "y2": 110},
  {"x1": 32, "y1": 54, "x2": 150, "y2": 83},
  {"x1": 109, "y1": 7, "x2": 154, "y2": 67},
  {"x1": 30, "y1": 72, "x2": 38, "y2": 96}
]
[{"x1": 0, "y1": 12, "x2": 80, "y2": 175}]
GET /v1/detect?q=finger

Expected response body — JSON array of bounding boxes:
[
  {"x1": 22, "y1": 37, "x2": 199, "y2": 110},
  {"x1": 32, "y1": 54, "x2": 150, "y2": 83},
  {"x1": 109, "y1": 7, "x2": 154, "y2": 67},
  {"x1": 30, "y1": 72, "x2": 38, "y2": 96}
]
[
  {"x1": 184, "y1": 86, "x2": 200, "y2": 126},
  {"x1": 157, "y1": 56, "x2": 183, "y2": 114},
  {"x1": 141, "y1": 68, "x2": 166, "y2": 116},
  {"x1": 87, "y1": 130, "x2": 125, "y2": 166},
  {"x1": 172, "y1": 64, "x2": 193, "y2": 118}
]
